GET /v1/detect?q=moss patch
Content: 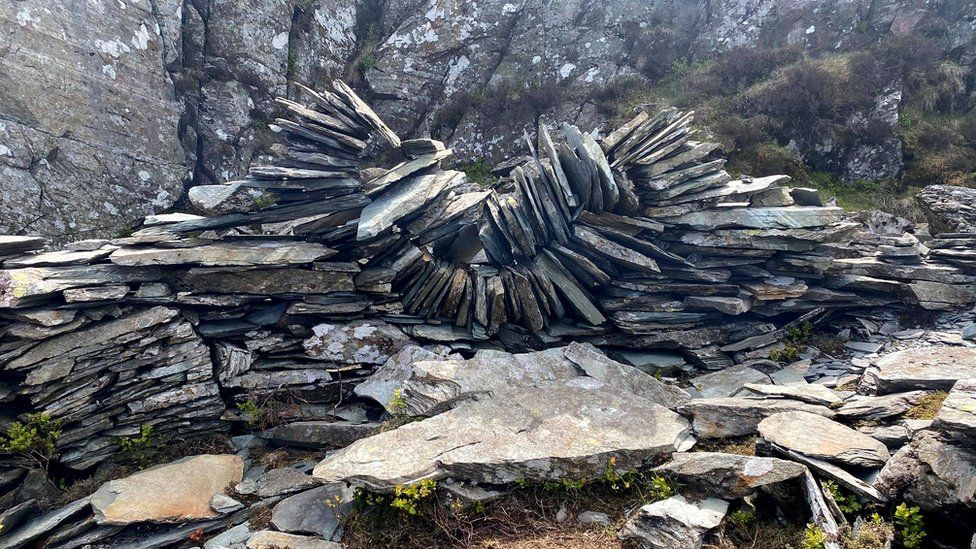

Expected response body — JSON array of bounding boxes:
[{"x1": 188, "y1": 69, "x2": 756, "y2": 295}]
[{"x1": 903, "y1": 391, "x2": 949, "y2": 420}]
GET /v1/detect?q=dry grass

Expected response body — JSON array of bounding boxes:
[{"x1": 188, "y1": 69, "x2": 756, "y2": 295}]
[
  {"x1": 694, "y1": 437, "x2": 757, "y2": 456},
  {"x1": 341, "y1": 482, "x2": 651, "y2": 549},
  {"x1": 903, "y1": 390, "x2": 949, "y2": 420}
]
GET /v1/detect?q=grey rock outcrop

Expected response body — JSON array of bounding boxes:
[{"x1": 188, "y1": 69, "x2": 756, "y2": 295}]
[
  {"x1": 917, "y1": 185, "x2": 976, "y2": 234},
  {"x1": 0, "y1": 0, "x2": 185, "y2": 241}
]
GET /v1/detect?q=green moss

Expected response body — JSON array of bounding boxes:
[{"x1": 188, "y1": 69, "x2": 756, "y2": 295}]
[
  {"x1": 459, "y1": 158, "x2": 497, "y2": 188},
  {"x1": 903, "y1": 391, "x2": 949, "y2": 420}
]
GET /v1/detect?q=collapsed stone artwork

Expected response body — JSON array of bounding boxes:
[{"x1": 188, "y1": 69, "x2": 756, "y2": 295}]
[{"x1": 0, "y1": 81, "x2": 975, "y2": 548}]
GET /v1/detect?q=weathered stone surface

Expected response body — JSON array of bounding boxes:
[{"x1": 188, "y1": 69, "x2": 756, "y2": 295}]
[
  {"x1": 758, "y1": 412, "x2": 890, "y2": 468},
  {"x1": 247, "y1": 530, "x2": 342, "y2": 549},
  {"x1": 688, "y1": 366, "x2": 771, "y2": 398},
  {"x1": 618, "y1": 495, "x2": 728, "y2": 549},
  {"x1": 91, "y1": 455, "x2": 244, "y2": 525},
  {"x1": 836, "y1": 391, "x2": 928, "y2": 420},
  {"x1": 357, "y1": 170, "x2": 465, "y2": 240},
  {"x1": 352, "y1": 344, "x2": 453, "y2": 408},
  {"x1": 303, "y1": 320, "x2": 412, "y2": 365},
  {"x1": 378, "y1": 342, "x2": 689, "y2": 417},
  {"x1": 0, "y1": 497, "x2": 90, "y2": 549},
  {"x1": 678, "y1": 398, "x2": 835, "y2": 439},
  {"x1": 260, "y1": 421, "x2": 381, "y2": 450},
  {"x1": 875, "y1": 430, "x2": 976, "y2": 511},
  {"x1": 178, "y1": 268, "x2": 354, "y2": 295},
  {"x1": 313, "y1": 378, "x2": 694, "y2": 489},
  {"x1": 655, "y1": 452, "x2": 806, "y2": 498},
  {"x1": 741, "y1": 382, "x2": 842, "y2": 406},
  {"x1": 864, "y1": 347, "x2": 976, "y2": 393},
  {"x1": 917, "y1": 185, "x2": 976, "y2": 233},
  {"x1": 271, "y1": 484, "x2": 353, "y2": 539},
  {"x1": 933, "y1": 379, "x2": 976, "y2": 439},
  {"x1": 0, "y1": 0, "x2": 185, "y2": 242},
  {"x1": 109, "y1": 241, "x2": 335, "y2": 267},
  {"x1": 254, "y1": 467, "x2": 319, "y2": 498}
]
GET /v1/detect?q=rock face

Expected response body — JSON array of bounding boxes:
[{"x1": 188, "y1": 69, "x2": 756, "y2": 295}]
[
  {"x1": 618, "y1": 495, "x2": 728, "y2": 549},
  {"x1": 313, "y1": 377, "x2": 694, "y2": 489},
  {"x1": 917, "y1": 185, "x2": 976, "y2": 233},
  {"x1": 90, "y1": 454, "x2": 244, "y2": 525},
  {"x1": 758, "y1": 412, "x2": 891, "y2": 468},
  {"x1": 0, "y1": 0, "x2": 185, "y2": 241},
  {"x1": 3, "y1": 1, "x2": 974, "y2": 241}
]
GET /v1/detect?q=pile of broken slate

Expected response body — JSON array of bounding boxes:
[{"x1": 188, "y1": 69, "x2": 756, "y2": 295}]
[{"x1": 1, "y1": 80, "x2": 975, "y2": 548}]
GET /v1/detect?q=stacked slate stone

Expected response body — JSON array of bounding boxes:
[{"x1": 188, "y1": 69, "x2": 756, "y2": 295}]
[
  {"x1": 0, "y1": 238, "x2": 225, "y2": 471},
  {"x1": 2, "y1": 81, "x2": 975, "y2": 475}
]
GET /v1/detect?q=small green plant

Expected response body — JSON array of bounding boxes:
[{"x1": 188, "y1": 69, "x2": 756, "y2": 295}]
[
  {"x1": 598, "y1": 456, "x2": 641, "y2": 491},
  {"x1": 118, "y1": 424, "x2": 158, "y2": 468},
  {"x1": 769, "y1": 345, "x2": 802, "y2": 363},
  {"x1": 786, "y1": 321, "x2": 813, "y2": 345},
  {"x1": 250, "y1": 192, "x2": 277, "y2": 210},
  {"x1": 803, "y1": 524, "x2": 827, "y2": 549},
  {"x1": 653, "y1": 368, "x2": 664, "y2": 381},
  {"x1": 824, "y1": 480, "x2": 863, "y2": 516},
  {"x1": 646, "y1": 475, "x2": 674, "y2": 501},
  {"x1": 894, "y1": 503, "x2": 926, "y2": 548},
  {"x1": 727, "y1": 507, "x2": 756, "y2": 527},
  {"x1": 1, "y1": 412, "x2": 63, "y2": 471},
  {"x1": 236, "y1": 399, "x2": 264, "y2": 429},
  {"x1": 390, "y1": 479, "x2": 437, "y2": 515},
  {"x1": 459, "y1": 158, "x2": 497, "y2": 188},
  {"x1": 387, "y1": 388, "x2": 408, "y2": 416},
  {"x1": 359, "y1": 51, "x2": 377, "y2": 72}
]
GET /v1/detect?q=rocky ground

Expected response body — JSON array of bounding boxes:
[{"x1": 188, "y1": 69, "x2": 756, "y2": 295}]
[{"x1": 1, "y1": 313, "x2": 974, "y2": 548}]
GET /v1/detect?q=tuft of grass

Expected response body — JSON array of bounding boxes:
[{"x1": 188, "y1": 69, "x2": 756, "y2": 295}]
[
  {"x1": 460, "y1": 158, "x2": 498, "y2": 188},
  {"x1": 903, "y1": 391, "x2": 949, "y2": 420}
]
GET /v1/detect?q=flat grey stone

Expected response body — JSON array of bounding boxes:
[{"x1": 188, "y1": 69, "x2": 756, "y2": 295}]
[
  {"x1": 865, "y1": 347, "x2": 976, "y2": 393},
  {"x1": 688, "y1": 366, "x2": 771, "y2": 398},
  {"x1": 678, "y1": 397, "x2": 835, "y2": 439},
  {"x1": 758, "y1": 412, "x2": 890, "y2": 468},
  {"x1": 271, "y1": 484, "x2": 353, "y2": 540}
]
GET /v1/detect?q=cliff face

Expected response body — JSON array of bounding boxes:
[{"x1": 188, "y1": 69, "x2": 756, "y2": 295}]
[{"x1": 1, "y1": 0, "x2": 974, "y2": 240}]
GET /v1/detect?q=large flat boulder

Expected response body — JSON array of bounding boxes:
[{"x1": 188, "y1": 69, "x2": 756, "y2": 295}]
[
  {"x1": 758, "y1": 412, "x2": 890, "y2": 468},
  {"x1": 364, "y1": 342, "x2": 689, "y2": 416},
  {"x1": 91, "y1": 455, "x2": 244, "y2": 525},
  {"x1": 312, "y1": 378, "x2": 694, "y2": 490},
  {"x1": 654, "y1": 452, "x2": 806, "y2": 498},
  {"x1": 864, "y1": 347, "x2": 976, "y2": 394}
]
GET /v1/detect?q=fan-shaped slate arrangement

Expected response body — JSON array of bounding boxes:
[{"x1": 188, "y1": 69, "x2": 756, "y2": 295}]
[{"x1": 152, "y1": 80, "x2": 968, "y2": 347}]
